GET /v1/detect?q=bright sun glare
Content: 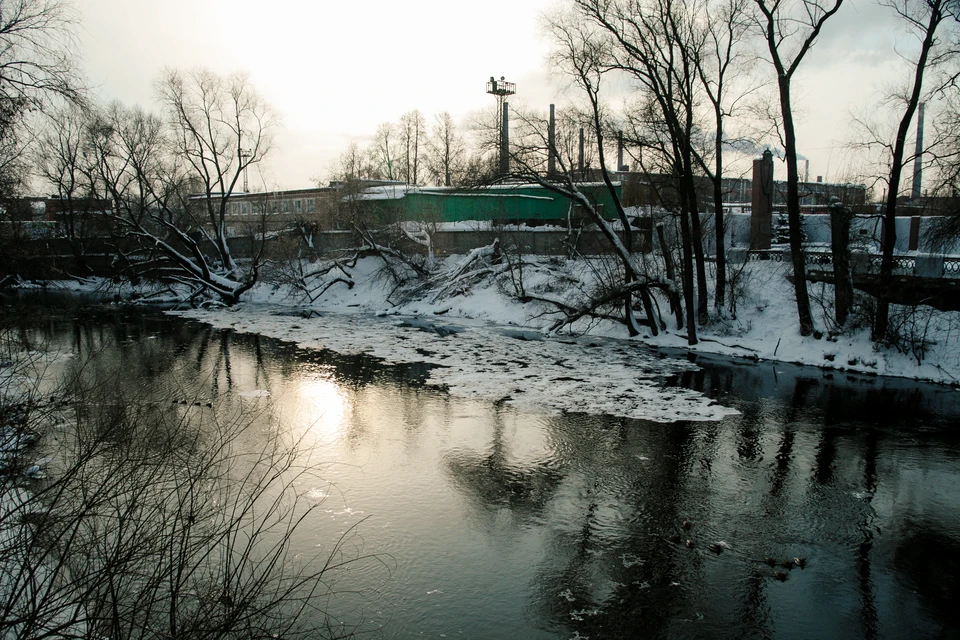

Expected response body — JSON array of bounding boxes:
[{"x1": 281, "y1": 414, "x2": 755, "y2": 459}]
[{"x1": 296, "y1": 377, "x2": 347, "y2": 440}]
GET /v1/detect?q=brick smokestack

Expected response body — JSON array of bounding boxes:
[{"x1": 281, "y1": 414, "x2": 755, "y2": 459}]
[{"x1": 750, "y1": 149, "x2": 774, "y2": 250}]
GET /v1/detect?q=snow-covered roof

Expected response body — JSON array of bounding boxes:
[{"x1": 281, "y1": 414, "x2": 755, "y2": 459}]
[
  {"x1": 352, "y1": 184, "x2": 411, "y2": 201},
  {"x1": 414, "y1": 191, "x2": 554, "y2": 201}
]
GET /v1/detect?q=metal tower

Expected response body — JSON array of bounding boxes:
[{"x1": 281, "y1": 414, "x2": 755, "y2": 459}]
[
  {"x1": 239, "y1": 148, "x2": 251, "y2": 193},
  {"x1": 486, "y1": 76, "x2": 516, "y2": 175}
]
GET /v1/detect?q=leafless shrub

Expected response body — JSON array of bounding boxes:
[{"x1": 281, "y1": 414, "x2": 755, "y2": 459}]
[
  {"x1": 883, "y1": 304, "x2": 939, "y2": 366},
  {"x1": 0, "y1": 317, "x2": 389, "y2": 639}
]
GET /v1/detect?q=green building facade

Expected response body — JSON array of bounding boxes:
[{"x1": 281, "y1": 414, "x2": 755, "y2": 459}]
[{"x1": 363, "y1": 183, "x2": 623, "y2": 226}]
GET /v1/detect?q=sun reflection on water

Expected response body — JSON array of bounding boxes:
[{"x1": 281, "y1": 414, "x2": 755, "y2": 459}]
[{"x1": 295, "y1": 377, "x2": 347, "y2": 440}]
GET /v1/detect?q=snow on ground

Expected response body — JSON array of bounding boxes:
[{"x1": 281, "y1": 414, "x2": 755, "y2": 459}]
[
  {"x1": 234, "y1": 254, "x2": 960, "y2": 386},
  {"x1": 658, "y1": 260, "x2": 960, "y2": 385}
]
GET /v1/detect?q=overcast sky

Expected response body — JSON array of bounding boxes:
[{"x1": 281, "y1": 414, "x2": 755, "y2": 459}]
[{"x1": 77, "y1": 0, "x2": 917, "y2": 192}]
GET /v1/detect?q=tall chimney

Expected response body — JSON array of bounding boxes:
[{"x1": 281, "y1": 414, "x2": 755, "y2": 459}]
[
  {"x1": 500, "y1": 101, "x2": 510, "y2": 176},
  {"x1": 578, "y1": 127, "x2": 585, "y2": 179},
  {"x1": 548, "y1": 104, "x2": 556, "y2": 177},
  {"x1": 617, "y1": 130, "x2": 624, "y2": 172},
  {"x1": 750, "y1": 150, "x2": 774, "y2": 250},
  {"x1": 911, "y1": 102, "x2": 925, "y2": 200}
]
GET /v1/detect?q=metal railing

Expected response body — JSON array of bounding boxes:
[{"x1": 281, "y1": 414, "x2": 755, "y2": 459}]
[{"x1": 747, "y1": 249, "x2": 960, "y2": 278}]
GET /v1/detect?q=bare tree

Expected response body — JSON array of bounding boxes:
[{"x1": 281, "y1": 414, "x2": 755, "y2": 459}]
[
  {"x1": 0, "y1": 0, "x2": 84, "y2": 263},
  {"x1": 0, "y1": 0, "x2": 80, "y2": 108},
  {"x1": 57, "y1": 96, "x2": 267, "y2": 304},
  {"x1": 546, "y1": 13, "x2": 659, "y2": 337},
  {"x1": 573, "y1": 0, "x2": 713, "y2": 340},
  {"x1": 483, "y1": 10, "x2": 671, "y2": 337},
  {"x1": 334, "y1": 142, "x2": 374, "y2": 182},
  {"x1": 870, "y1": 0, "x2": 958, "y2": 341},
  {"x1": 398, "y1": 109, "x2": 426, "y2": 185},
  {"x1": 691, "y1": 0, "x2": 756, "y2": 313},
  {"x1": 32, "y1": 104, "x2": 102, "y2": 271},
  {"x1": 156, "y1": 68, "x2": 275, "y2": 277},
  {"x1": 753, "y1": 0, "x2": 846, "y2": 336},
  {"x1": 86, "y1": 102, "x2": 174, "y2": 229},
  {"x1": 464, "y1": 104, "x2": 503, "y2": 166},
  {"x1": 370, "y1": 121, "x2": 400, "y2": 181},
  {"x1": 425, "y1": 112, "x2": 466, "y2": 186}
]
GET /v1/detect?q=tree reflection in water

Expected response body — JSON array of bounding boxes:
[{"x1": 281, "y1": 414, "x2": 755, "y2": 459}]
[{"x1": 6, "y1": 298, "x2": 960, "y2": 639}]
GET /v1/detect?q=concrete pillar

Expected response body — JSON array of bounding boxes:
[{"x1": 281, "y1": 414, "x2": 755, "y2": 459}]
[{"x1": 909, "y1": 216, "x2": 921, "y2": 251}]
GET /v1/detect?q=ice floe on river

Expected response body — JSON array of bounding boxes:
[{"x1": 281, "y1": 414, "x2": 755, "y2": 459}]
[{"x1": 174, "y1": 305, "x2": 739, "y2": 423}]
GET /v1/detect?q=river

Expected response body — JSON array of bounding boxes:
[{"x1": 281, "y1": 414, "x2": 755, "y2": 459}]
[{"x1": 4, "y1": 293, "x2": 960, "y2": 639}]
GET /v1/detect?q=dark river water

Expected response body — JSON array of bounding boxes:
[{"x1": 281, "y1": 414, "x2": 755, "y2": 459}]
[{"x1": 4, "y1": 293, "x2": 960, "y2": 639}]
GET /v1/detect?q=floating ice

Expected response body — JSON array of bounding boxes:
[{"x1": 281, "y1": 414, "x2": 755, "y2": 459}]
[
  {"x1": 621, "y1": 553, "x2": 645, "y2": 568},
  {"x1": 175, "y1": 306, "x2": 740, "y2": 424},
  {"x1": 571, "y1": 609, "x2": 600, "y2": 620}
]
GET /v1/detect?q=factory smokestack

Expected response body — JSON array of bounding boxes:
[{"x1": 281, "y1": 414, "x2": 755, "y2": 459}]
[
  {"x1": 750, "y1": 150, "x2": 774, "y2": 250},
  {"x1": 548, "y1": 104, "x2": 556, "y2": 177},
  {"x1": 500, "y1": 101, "x2": 510, "y2": 176},
  {"x1": 618, "y1": 130, "x2": 624, "y2": 172},
  {"x1": 911, "y1": 102, "x2": 925, "y2": 200},
  {"x1": 578, "y1": 127, "x2": 585, "y2": 179}
]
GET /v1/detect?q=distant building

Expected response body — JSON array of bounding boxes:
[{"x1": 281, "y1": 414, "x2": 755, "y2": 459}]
[
  {"x1": 218, "y1": 187, "x2": 336, "y2": 221},
  {"x1": 614, "y1": 169, "x2": 866, "y2": 214},
  {"x1": 44, "y1": 197, "x2": 112, "y2": 221},
  {"x1": 214, "y1": 181, "x2": 623, "y2": 229}
]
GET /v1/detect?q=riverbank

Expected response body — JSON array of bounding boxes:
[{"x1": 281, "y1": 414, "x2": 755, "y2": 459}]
[{"x1": 21, "y1": 254, "x2": 960, "y2": 388}]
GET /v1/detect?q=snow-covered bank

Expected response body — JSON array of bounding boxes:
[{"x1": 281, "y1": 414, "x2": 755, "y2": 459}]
[{"x1": 218, "y1": 255, "x2": 960, "y2": 387}]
